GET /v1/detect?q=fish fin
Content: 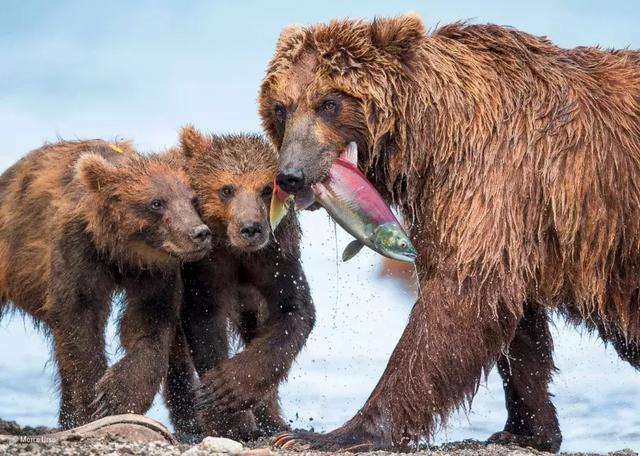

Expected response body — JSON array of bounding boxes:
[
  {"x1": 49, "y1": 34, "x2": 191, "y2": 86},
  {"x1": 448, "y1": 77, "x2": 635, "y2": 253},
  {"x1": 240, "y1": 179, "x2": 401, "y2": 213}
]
[
  {"x1": 342, "y1": 240, "x2": 364, "y2": 262},
  {"x1": 340, "y1": 142, "x2": 358, "y2": 166}
]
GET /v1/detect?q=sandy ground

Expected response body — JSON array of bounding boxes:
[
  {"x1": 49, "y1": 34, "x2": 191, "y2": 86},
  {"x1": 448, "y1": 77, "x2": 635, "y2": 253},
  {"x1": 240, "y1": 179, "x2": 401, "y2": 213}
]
[{"x1": 0, "y1": 420, "x2": 637, "y2": 456}]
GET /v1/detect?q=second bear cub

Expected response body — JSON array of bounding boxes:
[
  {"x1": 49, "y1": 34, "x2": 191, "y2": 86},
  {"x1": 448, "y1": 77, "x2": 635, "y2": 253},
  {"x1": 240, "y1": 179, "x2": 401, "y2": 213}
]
[{"x1": 165, "y1": 127, "x2": 315, "y2": 440}]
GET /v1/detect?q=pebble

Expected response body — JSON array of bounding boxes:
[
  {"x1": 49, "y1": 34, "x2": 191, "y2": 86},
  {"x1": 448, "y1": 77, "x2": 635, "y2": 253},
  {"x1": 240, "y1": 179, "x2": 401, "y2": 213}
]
[{"x1": 182, "y1": 436, "x2": 245, "y2": 455}]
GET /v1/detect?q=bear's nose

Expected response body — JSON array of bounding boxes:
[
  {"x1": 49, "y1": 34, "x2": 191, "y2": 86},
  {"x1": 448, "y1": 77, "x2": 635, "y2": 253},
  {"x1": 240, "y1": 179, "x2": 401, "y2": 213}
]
[
  {"x1": 191, "y1": 225, "x2": 212, "y2": 244},
  {"x1": 240, "y1": 223, "x2": 263, "y2": 241},
  {"x1": 277, "y1": 168, "x2": 305, "y2": 194}
]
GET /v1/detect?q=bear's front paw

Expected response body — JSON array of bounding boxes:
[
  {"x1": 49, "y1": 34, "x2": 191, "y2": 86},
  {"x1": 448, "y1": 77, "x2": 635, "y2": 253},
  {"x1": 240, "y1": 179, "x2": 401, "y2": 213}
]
[
  {"x1": 195, "y1": 363, "x2": 271, "y2": 415},
  {"x1": 90, "y1": 378, "x2": 118, "y2": 420},
  {"x1": 90, "y1": 368, "x2": 150, "y2": 420}
]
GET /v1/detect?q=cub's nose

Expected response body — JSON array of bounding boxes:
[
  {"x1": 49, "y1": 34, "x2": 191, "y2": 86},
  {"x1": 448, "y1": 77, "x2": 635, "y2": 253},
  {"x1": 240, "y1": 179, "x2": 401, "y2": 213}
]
[
  {"x1": 240, "y1": 223, "x2": 263, "y2": 241},
  {"x1": 191, "y1": 225, "x2": 212, "y2": 244},
  {"x1": 277, "y1": 168, "x2": 305, "y2": 194}
]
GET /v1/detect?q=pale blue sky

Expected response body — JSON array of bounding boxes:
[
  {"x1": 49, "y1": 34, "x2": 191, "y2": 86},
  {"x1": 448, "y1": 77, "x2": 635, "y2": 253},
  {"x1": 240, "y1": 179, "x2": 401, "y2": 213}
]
[{"x1": 1, "y1": 0, "x2": 639, "y2": 168}]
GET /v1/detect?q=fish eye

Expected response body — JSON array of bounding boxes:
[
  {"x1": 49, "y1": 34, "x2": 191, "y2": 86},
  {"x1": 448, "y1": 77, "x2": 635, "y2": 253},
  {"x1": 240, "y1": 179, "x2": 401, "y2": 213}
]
[
  {"x1": 399, "y1": 240, "x2": 407, "y2": 249},
  {"x1": 219, "y1": 185, "x2": 235, "y2": 199}
]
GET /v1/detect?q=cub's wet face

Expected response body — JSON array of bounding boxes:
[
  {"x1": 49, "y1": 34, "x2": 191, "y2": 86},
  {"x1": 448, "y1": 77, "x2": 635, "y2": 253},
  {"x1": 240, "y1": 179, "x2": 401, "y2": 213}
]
[
  {"x1": 77, "y1": 154, "x2": 212, "y2": 263},
  {"x1": 132, "y1": 174, "x2": 212, "y2": 262},
  {"x1": 178, "y1": 127, "x2": 278, "y2": 253},
  {"x1": 212, "y1": 172, "x2": 273, "y2": 252}
]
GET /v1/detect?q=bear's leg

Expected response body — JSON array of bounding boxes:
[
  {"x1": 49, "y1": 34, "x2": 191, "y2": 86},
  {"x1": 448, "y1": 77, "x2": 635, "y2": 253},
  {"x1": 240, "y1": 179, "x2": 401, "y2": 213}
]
[
  {"x1": 196, "y1": 257, "x2": 314, "y2": 420},
  {"x1": 235, "y1": 303, "x2": 290, "y2": 437},
  {"x1": 595, "y1": 320, "x2": 640, "y2": 369},
  {"x1": 92, "y1": 273, "x2": 180, "y2": 419},
  {"x1": 164, "y1": 325, "x2": 202, "y2": 440},
  {"x1": 51, "y1": 304, "x2": 108, "y2": 429},
  {"x1": 274, "y1": 271, "x2": 521, "y2": 452},
  {"x1": 488, "y1": 304, "x2": 562, "y2": 452},
  {"x1": 181, "y1": 262, "x2": 230, "y2": 377}
]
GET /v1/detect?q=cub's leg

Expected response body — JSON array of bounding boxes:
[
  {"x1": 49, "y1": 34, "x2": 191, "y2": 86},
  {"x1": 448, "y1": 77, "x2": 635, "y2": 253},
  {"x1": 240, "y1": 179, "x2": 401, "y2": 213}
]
[
  {"x1": 165, "y1": 325, "x2": 202, "y2": 439},
  {"x1": 92, "y1": 271, "x2": 180, "y2": 419},
  {"x1": 234, "y1": 294, "x2": 290, "y2": 436},
  {"x1": 181, "y1": 260, "x2": 258, "y2": 440},
  {"x1": 488, "y1": 304, "x2": 562, "y2": 452},
  {"x1": 48, "y1": 229, "x2": 113, "y2": 428},
  {"x1": 49, "y1": 292, "x2": 110, "y2": 429},
  {"x1": 197, "y1": 254, "x2": 315, "y2": 427},
  {"x1": 182, "y1": 260, "x2": 230, "y2": 376}
]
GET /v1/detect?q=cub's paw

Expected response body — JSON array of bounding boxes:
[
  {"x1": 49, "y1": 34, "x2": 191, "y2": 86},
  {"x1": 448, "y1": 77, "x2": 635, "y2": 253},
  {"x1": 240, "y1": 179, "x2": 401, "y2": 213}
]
[
  {"x1": 90, "y1": 369, "x2": 148, "y2": 420},
  {"x1": 195, "y1": 363, "x2": 270, "y2": 415}
]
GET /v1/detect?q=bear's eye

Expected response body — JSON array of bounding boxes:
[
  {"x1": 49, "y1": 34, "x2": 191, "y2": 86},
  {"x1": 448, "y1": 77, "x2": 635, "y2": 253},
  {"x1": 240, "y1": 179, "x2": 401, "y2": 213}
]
[
  {"x1": 261, "y1": 185, "x2": 273, "y2": 199},
  {"x1": 149, "y1": 199, "x2": 165, "y2": 212},
  {"x1": 273, "y1": 103, "x2": 286, "y2": 123},
  {"x1": 220, "y1": 185, "x2": 235, "y2": 199},
  {"x1": 319, "y1": 99, "x2": 340, "y2": 116},
  {"x1": 191, "y1": 196, "x2": 201, "y2": 208}
]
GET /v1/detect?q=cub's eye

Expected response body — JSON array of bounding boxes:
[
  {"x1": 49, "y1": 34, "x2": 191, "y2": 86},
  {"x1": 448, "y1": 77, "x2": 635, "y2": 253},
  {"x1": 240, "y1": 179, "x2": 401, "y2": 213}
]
[
  {"x1": 149, "y1": 199, "x2": 165, "y2": 212},
  {"x1": 261, "y1": 185, "x2": 273, "y2": 198},
  {"x1": 273, "y1": 103, "x2": 286, "y2": 123},
  {"x1": 191, "y1": 196, "x2": 201, "y2": 208},
  {"x1": 320, "y1": 99, "x2": 340, "y2": 116},
  {"x1": 219, "y1": 185, "x2": 235, "y2": 199}
]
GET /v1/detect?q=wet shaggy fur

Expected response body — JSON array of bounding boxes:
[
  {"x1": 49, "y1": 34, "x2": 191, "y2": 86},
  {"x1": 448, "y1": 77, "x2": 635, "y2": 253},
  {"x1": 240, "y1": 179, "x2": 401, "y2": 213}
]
[
  {"x1": 259, "y1": 14, "x2": 640, "y2": 452},
  {"x1": 0, "y1": 140, "x2": 209, "y2": 429},
  {"x1": 163, "y1": 128, "x2": 315, "y2": 440}
]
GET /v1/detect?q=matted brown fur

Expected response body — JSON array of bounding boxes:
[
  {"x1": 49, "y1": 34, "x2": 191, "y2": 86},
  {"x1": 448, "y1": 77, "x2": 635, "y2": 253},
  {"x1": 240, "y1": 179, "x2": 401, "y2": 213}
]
[
  {"x1": 259, "y1": 14, "x2": 640, "y2": 452},
  {"x1": 0, "y1": 139, "x2": 210, "y2": 429},
  {"x1": 163, "y1": 128, "x2": 315, "y2": 440}
]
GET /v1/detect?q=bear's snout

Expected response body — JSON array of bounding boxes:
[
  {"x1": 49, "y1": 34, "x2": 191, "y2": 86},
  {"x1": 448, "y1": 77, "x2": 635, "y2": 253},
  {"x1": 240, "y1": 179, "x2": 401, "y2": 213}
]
[
  {"x1": 240, "y1": 222, "x2": 264, "y2": 241},
  {"x1": 191, "y1": 224, "x2": 212, "y2": 245},
  {"x1": 277, "y1": 168, "x2": 305, "y2": 194}
]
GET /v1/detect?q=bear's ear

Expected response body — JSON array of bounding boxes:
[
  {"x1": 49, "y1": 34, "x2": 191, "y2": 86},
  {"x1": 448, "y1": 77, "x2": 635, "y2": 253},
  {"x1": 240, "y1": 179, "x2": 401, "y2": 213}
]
[
  {"x1": 180, "y1": 125, "x2": 208, "y2": 159},
  {"x1": 276, "y1": 23, "x2": 306, "y2": 50},
  {"x1": 370, "y1": 13, "x2": 426, "y2": 60},
  {"x1": 76, "y1": 154, "x2": 120, "y2": 192}
]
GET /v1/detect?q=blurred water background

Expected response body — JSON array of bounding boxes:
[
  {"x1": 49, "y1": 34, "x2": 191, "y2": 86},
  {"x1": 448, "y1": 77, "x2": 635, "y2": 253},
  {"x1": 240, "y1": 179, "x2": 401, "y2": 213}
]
[{"x1": 0, "y1": 1, "x2": 639, "y2": 452}]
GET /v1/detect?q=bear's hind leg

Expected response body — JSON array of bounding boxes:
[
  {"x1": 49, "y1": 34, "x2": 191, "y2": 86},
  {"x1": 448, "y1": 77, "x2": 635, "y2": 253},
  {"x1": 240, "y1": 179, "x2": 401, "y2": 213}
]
[{"x1": 488, "y1": 303, "x2": 562, "y2": 452}]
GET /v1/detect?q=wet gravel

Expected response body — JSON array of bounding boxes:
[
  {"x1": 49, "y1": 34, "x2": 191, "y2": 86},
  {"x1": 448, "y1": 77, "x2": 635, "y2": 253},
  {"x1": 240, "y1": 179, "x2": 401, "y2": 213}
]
[{"x1": 0, "y1": 420, "x2": 636, "y2": 456}]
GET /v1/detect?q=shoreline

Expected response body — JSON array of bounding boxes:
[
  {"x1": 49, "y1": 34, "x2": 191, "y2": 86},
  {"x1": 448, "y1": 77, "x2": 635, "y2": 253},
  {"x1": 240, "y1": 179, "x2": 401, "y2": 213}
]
[{"x1": 1, "y1": 419, "x2": 636, "y2": 456}]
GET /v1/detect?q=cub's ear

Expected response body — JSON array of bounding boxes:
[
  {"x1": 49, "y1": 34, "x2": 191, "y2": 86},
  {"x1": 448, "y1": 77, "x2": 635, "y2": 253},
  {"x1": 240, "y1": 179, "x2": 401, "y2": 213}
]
[
  {"x1": 180, "y1": 125, "x2": 209, "y2": 159},
  {"x1": 76, "y1": 154, "x2": 120, "y2": 192},
  {"x1": 370, "y1": 13, "x2": 426, "y2": 60},
  {"x1": 275, "y1": 23, "x2": 306, "y2": 51}
]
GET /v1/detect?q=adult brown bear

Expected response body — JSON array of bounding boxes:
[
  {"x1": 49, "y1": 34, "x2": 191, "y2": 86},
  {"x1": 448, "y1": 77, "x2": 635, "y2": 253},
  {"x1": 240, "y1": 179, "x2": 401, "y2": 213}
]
[{"x1": 259, "y1": 14, "x2": 640, "y2": 453}]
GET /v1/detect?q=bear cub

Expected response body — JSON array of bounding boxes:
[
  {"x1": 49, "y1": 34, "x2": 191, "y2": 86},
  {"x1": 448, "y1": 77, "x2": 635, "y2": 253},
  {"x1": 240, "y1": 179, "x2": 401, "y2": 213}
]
[
  {"x1": 0, "y1": 139, "x2": 212, "y2": 429},
  {"x1": 164, "y1": 127, "x2": 315, "y2": 440}
]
